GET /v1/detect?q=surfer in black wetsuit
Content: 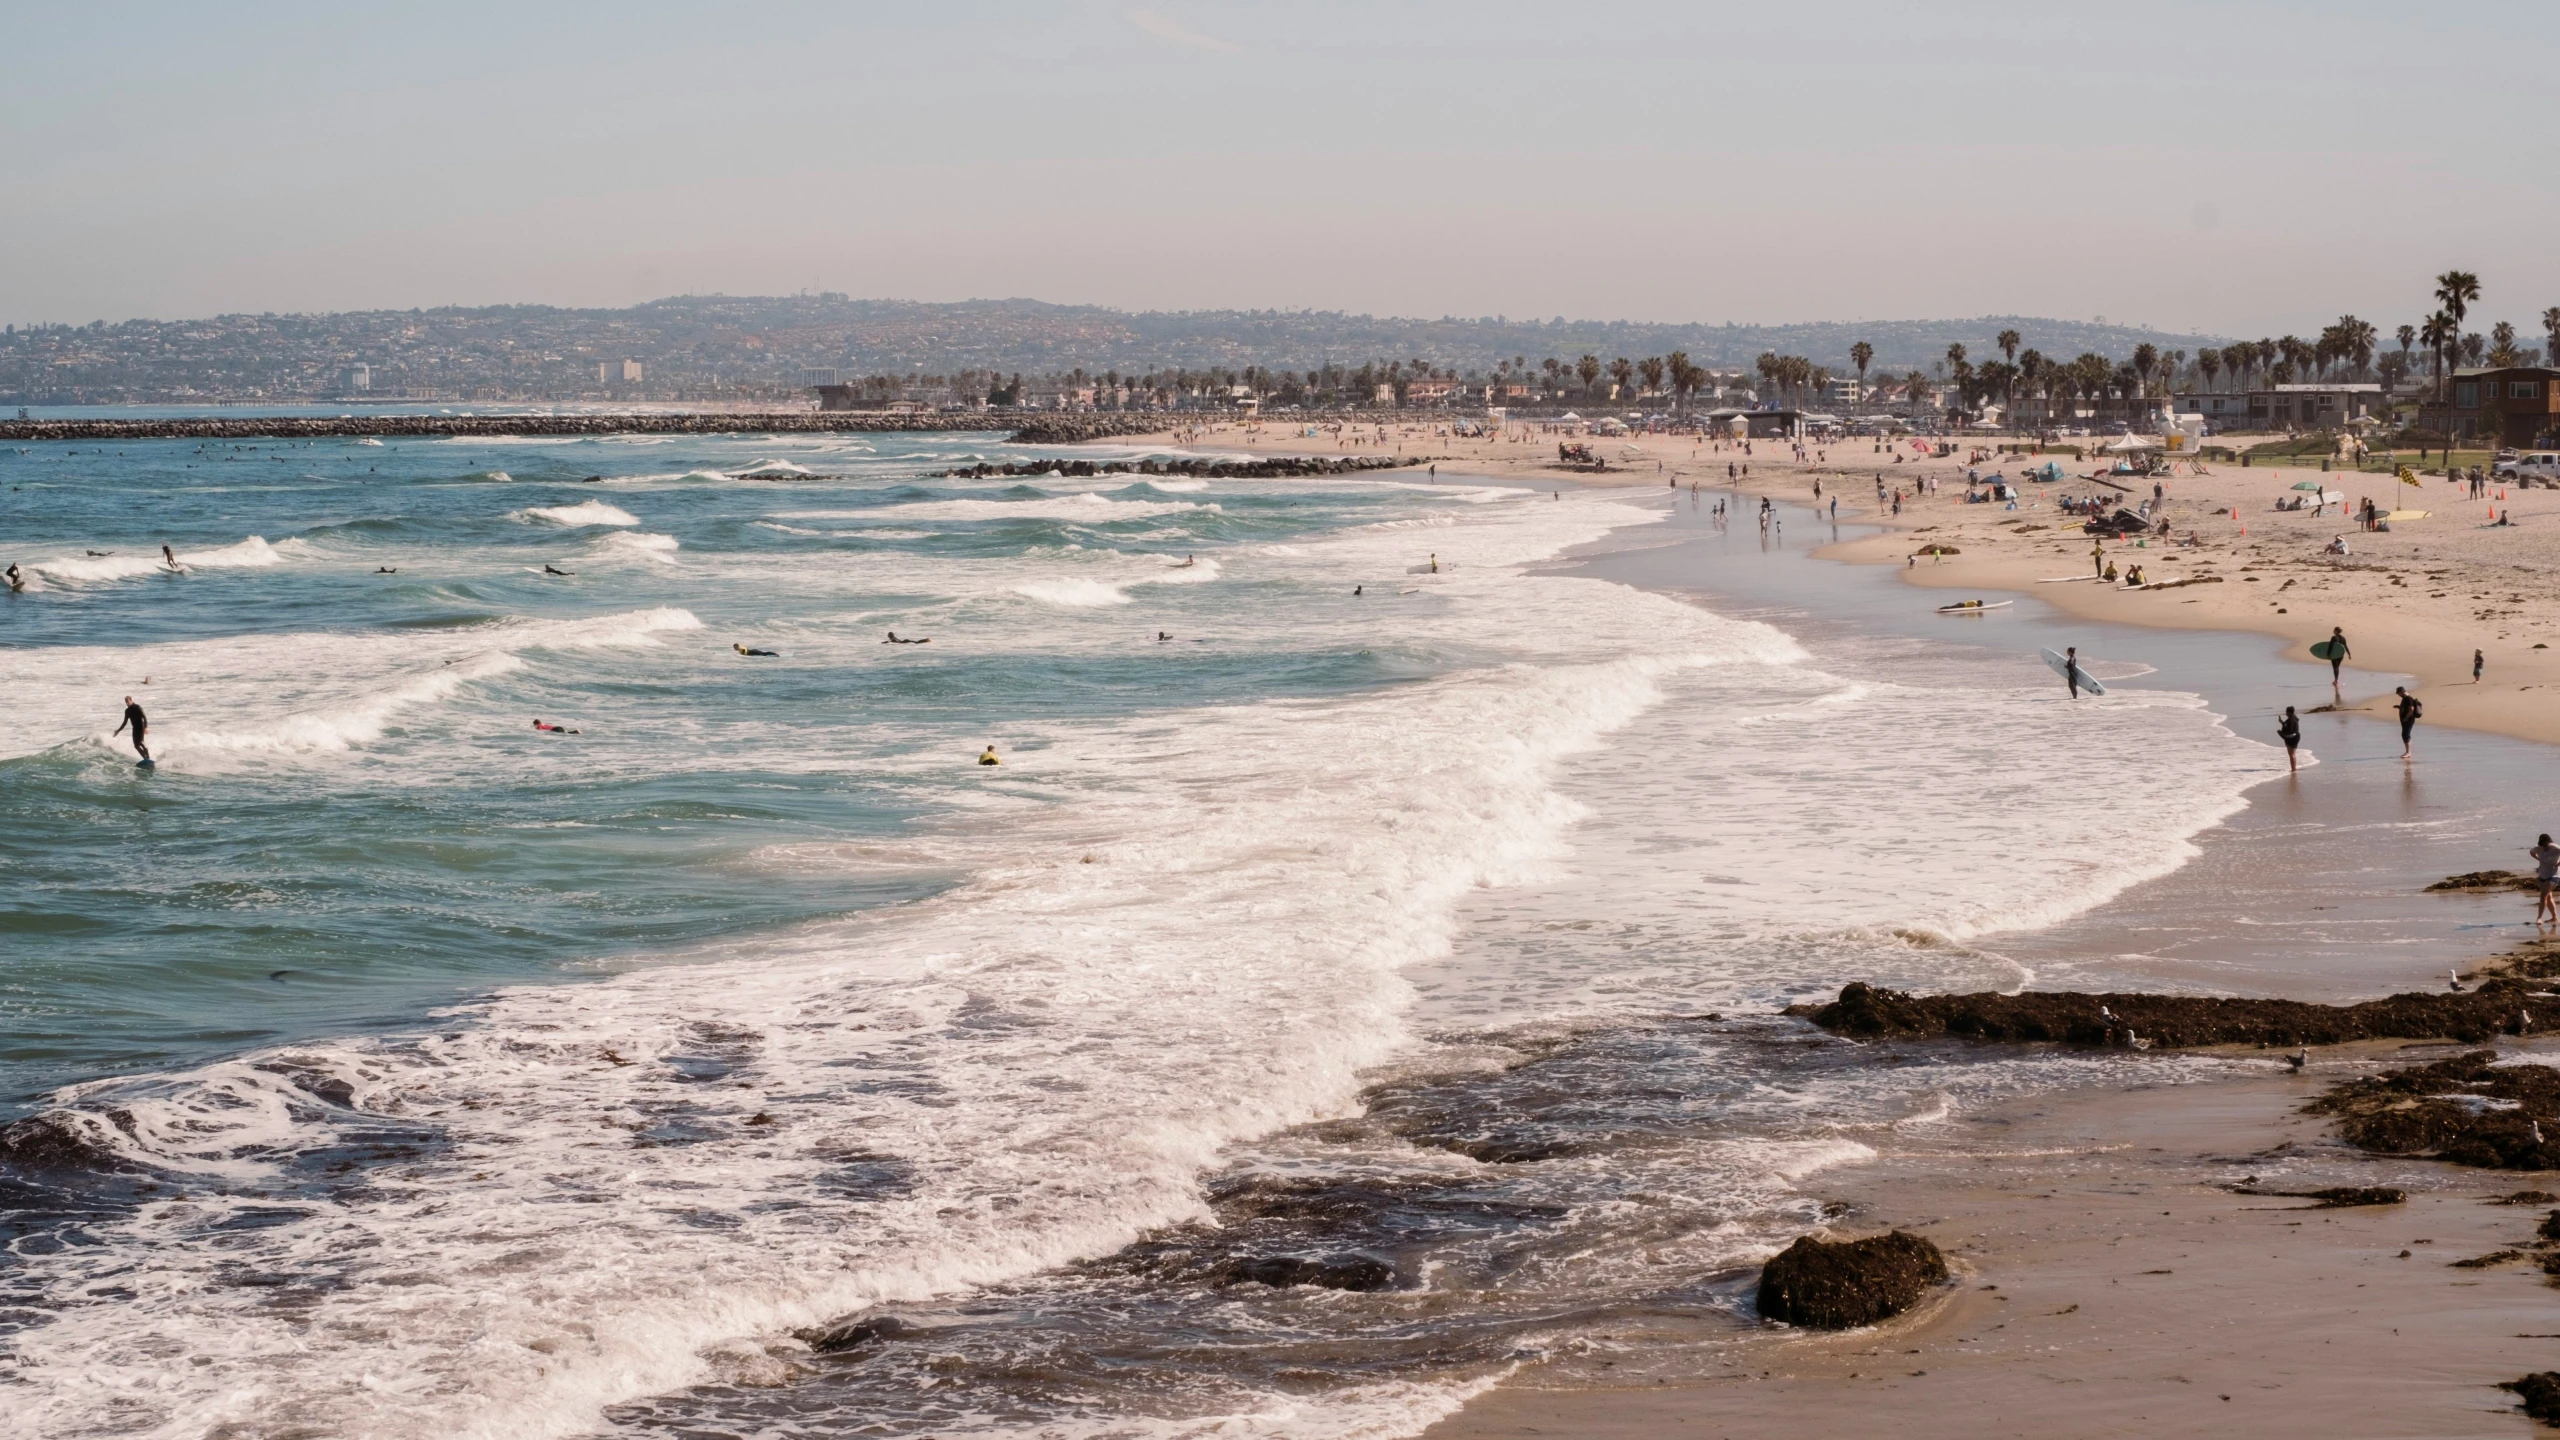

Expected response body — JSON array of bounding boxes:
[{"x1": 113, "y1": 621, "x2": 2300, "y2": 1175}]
[
  {"x1": 2325, "y1": 627, "x2": 2350, "y2": 690},
  {"x1": 2063, "y1": 646, "x2": 2087, "y2": 699},
  {"x1": 545, "y1": 564, "x2": 574, "y2": 576},
  {"x1": 882, "y1": 632, "x2": 928, "y2": 644},
  {"x1": 4, "y1": 563, "x2": 22, "y2": 592},
  {"x1": 2394, "y1": 686, "x2": 2422, "y2": 760},
  {"x1": 533, "y1": 718, "x2": 580, "y2": 734},
  {"x1": 2277, "y1": 705, "x2": 2301, "y2": 774},
  {"x1": 113, "y1": 696, "x2": 149, "y2": 760},
  {"x1": 734, "y1": 643, "x2": 780, "y2": 656}
]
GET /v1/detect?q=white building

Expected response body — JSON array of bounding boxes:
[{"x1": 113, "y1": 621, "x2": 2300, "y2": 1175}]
[
  {"x1": 335, "y1": 363, "x2": 370, "y2": 394},
  {"x1": 599, "y1": 359, "x2": 643, "y2": 384}
]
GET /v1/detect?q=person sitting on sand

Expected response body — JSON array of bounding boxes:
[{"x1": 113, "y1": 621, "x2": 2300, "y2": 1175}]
[
  {"x1": 734, "y1": 643, "x2": 779, "y2": 656},
  {"x1": 533, "y1": 718, "x2": 580, "y2": 735},
  {"x1": 2324, "y1": 535, "x2": 2350, "y2": 555}
]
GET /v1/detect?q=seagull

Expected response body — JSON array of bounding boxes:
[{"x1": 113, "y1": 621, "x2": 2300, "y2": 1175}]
[
  {"x1": 2534, "y1": 1120, "x2": 2546, "y2": 1148},
  {"x1": 2127, "y1": 1029, "x2": 2152, "y2": 1051},
  {"x1": 2449, "y1": 968, "x2": 2466, "y2": 992},
  {"x1": 2100, "y1": 1005, "x2": 2117, "y2": 1024}
]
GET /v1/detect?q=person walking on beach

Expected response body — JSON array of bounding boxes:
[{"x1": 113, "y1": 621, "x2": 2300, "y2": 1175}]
[
  {"x1": 2324, "y1": 626, "x2": 2350, "y2": 691},
  {"x1": 2277, "y1": 705, "x2": 2302, "y2": 773},
  {"x1": 2474, "y1": 648, "x2": 2485, "y2": 683},
  {"x1": 2531, "y1": 834, "x2": 2560, "y2": 926},
  {"x1": 113, "y1": 695, "x2": 149, "y2": 761},
  {"x1": 2394, "y1": 686, "x2": 2423, "y2": 760}
]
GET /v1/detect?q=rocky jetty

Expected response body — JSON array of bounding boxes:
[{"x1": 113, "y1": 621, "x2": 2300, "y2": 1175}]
[
  {"x1": 1755, "y1": 1231, "x2": 1949, "y2": 1328},
  {"x1": 1794, "y1": 980, "x2": 2544, "y2": 1049},
  {"x1": 940, "y1": 456, "x2": 1416, "y2": 481},
  {"x1": 1004, "y1": 415, "x2": 1184, "y2": 445},
  {"x1": 0, "y1": 411, "x2": 1034, "y2": 443}
]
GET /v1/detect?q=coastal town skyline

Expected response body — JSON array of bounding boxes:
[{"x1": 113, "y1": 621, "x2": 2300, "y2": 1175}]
[{"x1": 7, "y1": 2, "x2": 2552, "y2": 333}]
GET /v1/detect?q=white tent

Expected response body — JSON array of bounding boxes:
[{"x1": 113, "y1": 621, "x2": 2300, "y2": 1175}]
[{"x1": 2104, "y1": 432, "x2": 2163, "y2": 452}]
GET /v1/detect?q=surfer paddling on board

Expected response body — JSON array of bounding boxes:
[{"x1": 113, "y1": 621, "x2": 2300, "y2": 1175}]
[
  {"x1": 113, "y1": 695, "x2": 150, "y2": 762},
  {"x1": 533, "y1": 718, "x2": 580, "y2": 735},
  {"x1": 2277, "y1": 706, "x2": 2302, "y2": 773},
  {"x1": 734, "y1": 643, "x2": 779, "y2": 656}
]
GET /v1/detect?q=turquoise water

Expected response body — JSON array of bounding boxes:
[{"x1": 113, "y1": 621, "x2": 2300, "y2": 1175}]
[{"x1": 2, "y1": 435, "x2": 2300, "y2": 1438}]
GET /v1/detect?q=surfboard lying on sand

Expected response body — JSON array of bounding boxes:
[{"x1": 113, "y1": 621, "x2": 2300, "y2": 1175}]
[
  {"x1": 2040, "y1": 647, "x2": 2107, "y2": 695},
  {"x1": 1936, "y1": 599, "x2": 2013, "y2": 612},
  {"x1": 2035, "y1": 575, "x2": 2101, "y2": 583}
]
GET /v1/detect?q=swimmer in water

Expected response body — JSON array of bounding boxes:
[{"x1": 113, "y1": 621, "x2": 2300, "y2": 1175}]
[
  {"x1": 1353, "y1": 584, "x2": 1363, "y2": 595},
  {"x1": 1172, "y1": 554, "x2": 1196, "y2": 568},
  {"x1": 533, "y1": 718, "x2": 580, "y2": 734},
  {"x1": 734, "y1": 643, "x2": 779, "y2": 656},
  {"x1": 5, "y1": 563, "x2": 22, "y2": 592},
  {"x1": 883, "y1": 632, "x2": 929, "y2": 644},
  {"x1": 544, "y1": 564, "x2": 574, "y2": 576},
  {"x1": 1156, "y1": 632, "x2": 1172, "y2": 641},
  {"x1": 978, "y1": 746, "x2": 1002, "y2": 766},
  {"x1": 376, "y1": 566, "x2": 397, "y2": 574},
  {"x1": 113, "y1": 695, "x2": 150, "y2": 760}
]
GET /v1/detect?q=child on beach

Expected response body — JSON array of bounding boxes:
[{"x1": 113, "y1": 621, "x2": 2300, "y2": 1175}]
[{"x1": 2533, "y1": 834, "x2": 2560, "y2": 925}]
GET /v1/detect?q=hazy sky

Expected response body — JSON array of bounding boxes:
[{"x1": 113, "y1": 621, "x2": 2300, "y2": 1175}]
[{"x1": 8, "y1": 1, "x2": 2556, "y2": 339}]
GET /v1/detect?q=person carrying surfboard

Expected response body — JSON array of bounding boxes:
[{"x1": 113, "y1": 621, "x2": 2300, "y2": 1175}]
[
  {"x1": 2315, "y1": 627, "x2": 2351, "y2": 691},
  {"x1": 2063, "y1": 646, "x2": 2088, "y2": 699}
]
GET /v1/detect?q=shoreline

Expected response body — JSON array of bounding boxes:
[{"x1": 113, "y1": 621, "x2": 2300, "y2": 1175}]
[
  {"x1": 1036, "y1": 426, "x2": 2560, "y2": 1436},
  {"x1": 1063, "y1": 419, "x2": 2560, "y2": 750}
]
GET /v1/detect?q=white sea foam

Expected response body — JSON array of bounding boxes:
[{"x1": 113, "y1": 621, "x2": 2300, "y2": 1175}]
[
  {"x1": 776, "y1": 494, "x2": 1215, "y2": 524},
  {"x1": 596, "y1": 531, "x2": 682, "y2": 563},
  {"x1": 27, "y1": 536, "x2": 285, "y2": 585},
  {"x1": 514, "y1": 500, "x2": 640, "y2": 527}
]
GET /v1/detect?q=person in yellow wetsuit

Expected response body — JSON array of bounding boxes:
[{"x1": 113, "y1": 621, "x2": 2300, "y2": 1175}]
[{"x1": 978, "y1": 746, "x2": 1001, "y2": 766}]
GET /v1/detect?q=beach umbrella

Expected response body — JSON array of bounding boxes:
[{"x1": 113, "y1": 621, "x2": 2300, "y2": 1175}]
[{"x1": 2290, "y1": 480, "x2": 2326, "y2": 491}]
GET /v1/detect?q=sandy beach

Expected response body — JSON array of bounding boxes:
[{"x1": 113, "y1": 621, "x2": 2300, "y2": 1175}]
[
  {"x1": 1093, "y1": 418, "x2": 2560, "y2": 748},
  {"x1": 1055, "y1": 419, "x2": 2560, "y2": 1436}
]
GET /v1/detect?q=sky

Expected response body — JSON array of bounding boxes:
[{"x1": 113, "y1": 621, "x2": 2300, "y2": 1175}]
[{"x1": 6, "y1": 0, "x2": 2556, "y2": 340}]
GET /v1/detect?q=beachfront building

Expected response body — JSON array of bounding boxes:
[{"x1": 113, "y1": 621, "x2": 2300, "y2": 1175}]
[
  {"x1": 2421, "y1": 367, "x2": 2560, "y2": 447},
  {"x1": 2171, "y1": 383, "x2": 2386, "y2": 433},
  {"x1": 596, "y1": 358, "x2": 642, "y2": 384}
]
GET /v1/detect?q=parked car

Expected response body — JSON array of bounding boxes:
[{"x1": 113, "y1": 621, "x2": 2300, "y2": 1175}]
[{"x1": 2493, "y1": 451, "x2": 2560, "y2": 487}]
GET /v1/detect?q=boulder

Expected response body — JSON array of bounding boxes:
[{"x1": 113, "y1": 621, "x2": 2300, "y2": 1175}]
[
  {"x1": 2503, "y1": 1373, "x2": 2560, "y2": 1426},
  {"x1": 1755, "y1": 1230, "x2": 1948, "y2": 1328},
  {"x1": 1216, "y1": 1253, "x2": 1396, "y2": 1292}
]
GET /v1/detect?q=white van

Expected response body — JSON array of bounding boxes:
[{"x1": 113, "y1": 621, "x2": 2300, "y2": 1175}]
[{"x1": 2493, "y1": 452, "x2": 2560, "y2": 486}]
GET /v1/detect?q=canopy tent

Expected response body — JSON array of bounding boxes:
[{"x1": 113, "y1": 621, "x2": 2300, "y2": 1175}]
[{"x1": 2103, "y1": 433, "x2": 2164, "y2": 452}]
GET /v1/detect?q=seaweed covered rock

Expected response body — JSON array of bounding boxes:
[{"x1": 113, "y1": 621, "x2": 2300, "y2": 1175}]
[
  {"x1": 2307, "y1": 1050, "x2": 2560, "y2": 1170},
  {"x1": 2503, "y1": 1372, "x2": 2560, "y2": 1426},
  {"x1": 1755, "y1": 1230, "x2": 1948, "y2": 1329},
  {"x1": 1797, "y1": 981, "x2": 2538, "y2": 1050}
]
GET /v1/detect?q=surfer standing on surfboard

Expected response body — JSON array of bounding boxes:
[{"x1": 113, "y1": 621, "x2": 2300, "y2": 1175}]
[{"x1": 113, "y1": 695, "x2": 149, "y2": 762}]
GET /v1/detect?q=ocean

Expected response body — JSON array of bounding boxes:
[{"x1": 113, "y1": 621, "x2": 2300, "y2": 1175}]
[{"x1": 1, "y1": 429, "x2": 2282, "y2": 1438}]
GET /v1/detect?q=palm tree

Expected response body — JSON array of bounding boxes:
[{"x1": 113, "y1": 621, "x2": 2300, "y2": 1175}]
[
  {"x1": 1945, "y1": 342, "x2": 1967, "y2": 372},
  {"x1": 2435, "y1": 270, "x2": 2481, "y2": 397},
  {"x1": 2198, "y1": 348, "x2": 2222, "y2": 392},
  {"x1": 1997, "y1": 329, "x2": 2021, "y2": 365},
  {"x1": 1849, "y1": 341, "x2": 1874, "y2": 394},
  {"x1": 2490, "y1": 322, "x2": 2521, "y2": 367},
  {"x1": 2461, "y1": 333, "x2": 2486, "y2": 368},
  {"x1": 2544, "y1": 309, "x2": 2560, "y2": 367},
  {"x1": 2336, "y1": 316, "x2": 2377, "y2": 378},
  {"x1": 1638, "y1": 356, "x2": 1665, "y2": 396},
  {"x1": 1903, "y1": 369, "x2": 1931, "y2": 414},
  {"x1": 1664, "y1": 350, "x2": 1693, "y2": 410},
  {"x1": 2132, "y1": 343, "x2": 2159, "y2": 398},
  {"x1": 1576, "y1": 354, "x2": 1602, "y2": 398},
  {"x1": 1607, "y1": 357, "x2": 1636, "y2": 400},
  {"x1": 2419, "y1": 312, "x2": 2456, "y2": 399},
  {"x1": 2396, "y1": 324, "x2": 2416, "y2": 364}
]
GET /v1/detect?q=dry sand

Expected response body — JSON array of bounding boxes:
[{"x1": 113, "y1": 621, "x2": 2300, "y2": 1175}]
[{"x1": 1068, "y1": 420, "x2": 2560, "y2": 1435}]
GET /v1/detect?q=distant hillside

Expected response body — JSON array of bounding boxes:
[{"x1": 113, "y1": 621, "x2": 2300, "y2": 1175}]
[{"x1": 0, "y1": 295, "x2": 2228, "y2": 405}]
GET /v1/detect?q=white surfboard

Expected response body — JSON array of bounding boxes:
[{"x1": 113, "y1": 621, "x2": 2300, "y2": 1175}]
[
  {"x1": 1937, "y1": 599, "x2": 2013, "y2": 613},
  {"x1": 2041, "y1": 647, "x2": 2106, "y2": 695}
]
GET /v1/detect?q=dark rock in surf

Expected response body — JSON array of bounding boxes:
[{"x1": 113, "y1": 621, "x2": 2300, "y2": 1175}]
[
  {"x1": 1797, "y1": 980, "x2": 2537, "y2": 1050},
  {"x1": 2428, "y1": 870, "x2": 2542, "y2": 893},
  {"x1": 0, "y1": 1112, "x2": 115, "y2": 1170},
  {"x1": 2503, "y1": 1372, "x2": 2560, "y2": 1426},
  {"x1": 1755, "y1": 1230, "x2": 1949, "y2": 1329},
  {"x1": 796, "y1": 1314, "x2": 914, "y2": 1354},
  {"x1": 1216, "y1": 1253, "x2": 1396, "y2": 1292}
]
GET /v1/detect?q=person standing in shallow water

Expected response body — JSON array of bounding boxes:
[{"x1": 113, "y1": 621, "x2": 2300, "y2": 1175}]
[
  {"x1": 2325, "y1": 626, "x2": 2350, "y2": 691},
  {"x1": 2394, "y1": 686, "x2": 2422, "y2": 760},
  {"x1": 2276, "y1": 705, "x2": 2301, "y2": 773},
  {"x1": 2531, "y1": 833, "x2": 2560, "y2": 927}
]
